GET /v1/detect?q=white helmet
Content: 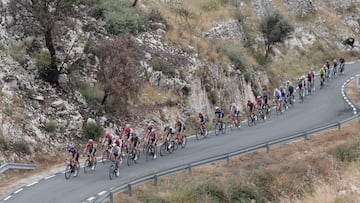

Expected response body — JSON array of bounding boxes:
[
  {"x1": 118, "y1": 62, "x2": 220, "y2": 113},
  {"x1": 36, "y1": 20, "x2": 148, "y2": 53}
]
[{"x1": 215, "y1": 106, "x2": 220, "y2": 110}]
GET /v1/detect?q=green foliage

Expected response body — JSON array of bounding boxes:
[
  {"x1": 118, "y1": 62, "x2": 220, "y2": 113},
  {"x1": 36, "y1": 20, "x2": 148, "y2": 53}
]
[
  {"x1": 44, "y1": 120, "x2": 57, "y2": 133},
  {"x1": 333, "y1": 142, "x2": 360, "y2": 162},
  {"x1": 202, "y1": 0, "x2": 220, "y2": 11},
  {"x1": 216, "y1": 42, "x2": 247, "y2": 71},
  {"x1": 210, "y1": 90, "x2": 218, "y2": 105},
  {"x1": 13, "y1": 142, "x2": 29, "y2": 154},
  {"x1": 83, "y1": 122, "x2": 104, "y2": 141},
  {"x1": 10, "y1": 40, "x2": 27, "y2": 66},
  {"x1": 35, "y1": 51, "x2": 52, "y2": 79},
  {"x1": 76, "y1": 82, "x2": 104, "y2": 107},
  {"x1": 83, "y1": 40, "x2": 98, "y2": 55},
  {"x1": 0, "y1": 137, "x2": 9, "y2": 151},
  {"x1": 260, "y1": 10, "x2": 294, "y2": 57},
  {"x1": 4, "y1": 106, "x2": 13, "y2": 117},
  {"x1": 151, "y1": 59, "x2": 176, "y2": 77},
  {"x1": 230, "y1": 186, "x2": 260, "y2": 202},
  {"x1": 187, "y1": 180, "x2": 225, "y2": 202},
  {"x1": 89, "y1": 0, "x2": 147, "y2": 35}
]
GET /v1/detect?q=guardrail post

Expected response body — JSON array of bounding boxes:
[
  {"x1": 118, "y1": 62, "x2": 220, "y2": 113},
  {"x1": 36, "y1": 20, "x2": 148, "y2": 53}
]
[
  {"x1": 109, "y1": 191, "x2": 114, "y2": 203},
  {"x1": 5, "y1": 170, "x2": 9, "y2": 179},
  {"x1": 154, "y1": 174, "x2": 158, "y2": 186},
  {"x1": 226, "y1": 154, "x2": 230, "y2": 167},
  {"x1": 188, "y1": 164, "x2": 192, "y2": 176},
  {"x1": 128, "y1": 184, "x2": 132, "y2": 197},
  {"x1": 266, "y1": 143, "x2": 270, "y2": 154},
  {"x1": 304, "y1": 132, "x2": 309, "y2": 141},
  {"x1": 338, "y1": 122, "x2": 341, "y2": 131}
]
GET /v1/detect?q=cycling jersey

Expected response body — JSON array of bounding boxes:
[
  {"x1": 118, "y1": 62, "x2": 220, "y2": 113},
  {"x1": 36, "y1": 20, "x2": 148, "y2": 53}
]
[
  {"x1": 215, "y1": 110, "x2": 224, "y2": 119},
  {"x1": 199, "y1": 115, "x2": 206, "y2": 124},
  {"x1": 247, "y1": 102, "x2": 255, "y2": 112},
  {"x1": 176, "y1": 121, "x2": 186, "y2": 133}
]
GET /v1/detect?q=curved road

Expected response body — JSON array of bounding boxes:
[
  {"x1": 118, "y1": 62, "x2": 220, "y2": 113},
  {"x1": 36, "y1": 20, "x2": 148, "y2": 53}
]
[{"x1": 2, "y1": 62, "x2": 359, "y2": 203}]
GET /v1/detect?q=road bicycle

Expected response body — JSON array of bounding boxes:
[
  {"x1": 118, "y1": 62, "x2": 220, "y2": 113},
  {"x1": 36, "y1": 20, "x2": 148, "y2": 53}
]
[
  {"x1": 247, "y1": 113, "x2": 257, "y2": 126},
  {"x1": 174, "y1": 133, "x2": 187, "y2": 148},
  {"x1": 109, "y1": 159, "x2": 120, "y2": 180},
  {"x1": 339, "y1": 63, "x2": 345, "y2": 75},
  {"x1": 320, "y1": 76, "x2": 325, "y2": 89},
  {"x1": 287, "y1": 93, "x2": 295, "y2": 108},
  {"x1": 275, "y1": 100, "x2": 283, "y2": 115},
  {"x1": 298, "y1": 89, "x2": 304, "y2": 103},
  {"x1": 263, "y1": 103, "x2": 271, "y2": 119},
  {"x1": 160, "y1": 138, "x2": 175, "y2": 156},
  {"x1": 65, "y1": 159, "x2": 79, "y2": 179},
  {"x1": 145, "y1": 143, "x2": 156, "y2": 161},
  {"x1": 257, "y1": 109, "x2": 266, "y2": 123},
  {"x1": 230, "y1": 115, "x2": 241, "y2": 131},
  {"x1": 84, "y1": 154, "x2": 97, "y2": 173},
  {"x1": 214, "y1": 120, "x2": 226, "y2": 135},
  {"x1": 196, "y1": 124, "x2": 207, "y2": 140},
  {"x1": 126, "y1": 145, "x2": 140, "y2": 166},
  {"x1": 101, "y1": 146, "x2": 112, "y2": 164}
]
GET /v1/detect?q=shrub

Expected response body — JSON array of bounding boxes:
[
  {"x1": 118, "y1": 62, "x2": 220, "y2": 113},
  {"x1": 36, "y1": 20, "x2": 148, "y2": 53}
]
[
  {"x1": 10, "y1": 40, "x2": 27, "y2": 66},
  {"x1": 333, "y1": 142, "x2": 359, "y2": 162},
  {"x1": 44, "y1": 120, "x2": 57, "y2": 133},
  {"x1": 216, "y1": 42, "x2": 247, "y2": 70},
  {"x1": 0, "y1": 137, "x2": 9, "y2": 150},
  {"x1": 148, "y1": 9, "x2": 168, "y2": 30},
  {"x1": 202, "y1": 0, "x2": 220, "y2": 11},
  {"x1": 230, "y1": 186, "x2": 260, "y2": 202},
  {"x1": 83, "y1": 40, "x2": 98, "y2": 55},
  {"x1": 210, "y1": 90, "x2": 218, "y2": 105},
  {"x1": 83, "y1": 121, "x2": 104, "y2": 141},
  {"x1": 95, "y1": 0, "x2": 147, "y2": 35},
  {"x1": 35, "y1": 51, "x2": 52, "y2": 80},
  {"x1": 13, "y1": 142, "x2": 30, "y2": 154},
  {"x1": 151, "y1": 59, "x2": 176, "y2": 77},
  {"x1": 4, "y1": 106, "x2": 13, "y2": 117}
]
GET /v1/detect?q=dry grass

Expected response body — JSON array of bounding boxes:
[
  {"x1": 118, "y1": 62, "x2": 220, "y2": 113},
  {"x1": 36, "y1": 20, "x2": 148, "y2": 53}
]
[{"x1": 136, "y1": 84, "x2": 181, "y2": 105}]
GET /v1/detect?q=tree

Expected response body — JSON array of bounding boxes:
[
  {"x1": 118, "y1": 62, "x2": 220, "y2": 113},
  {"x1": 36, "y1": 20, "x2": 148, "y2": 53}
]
[
  {"x1": 260, "y1": 11, "x2": 294, "y2": 57},
  {"x1": 97, "y1": 34, "x2": 143, "y2": 106},
  {"x1": 8, "y1": 0, "x2": 79, "y2": 84}
]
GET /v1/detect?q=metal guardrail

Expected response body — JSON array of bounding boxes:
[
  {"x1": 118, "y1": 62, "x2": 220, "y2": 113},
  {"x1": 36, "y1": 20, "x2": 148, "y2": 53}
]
[
  {"x1": 95, "y1": 113, "x2": 360, "y2": 203},
  {"x1": 0, "y1": 163, "x2": 37, "y2": 178}
]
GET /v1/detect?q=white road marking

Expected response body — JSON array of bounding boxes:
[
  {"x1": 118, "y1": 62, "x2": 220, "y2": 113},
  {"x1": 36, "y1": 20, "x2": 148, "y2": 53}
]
[
  {"x1": 44, "y1": 175, "x2": 55, "y2": 180},
  {"x1": 87, "y1": 196, "x2": 96, "y2": 201},
  {"x1": 13, "y1": 188, "x2": 23, "y2": 194},
  {"x1": 26, "y1": 181, "x2": 38, "y2": 187},
  {"x1": 3, "y1": 196, "x2": 11, "y2": 201},
  {"x1": 98, "y1": 191, "x2": 107, "y2": 196}
]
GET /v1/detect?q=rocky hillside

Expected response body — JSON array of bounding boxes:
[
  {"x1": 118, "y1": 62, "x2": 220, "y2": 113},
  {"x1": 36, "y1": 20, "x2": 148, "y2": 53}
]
[{"x1": 0, "y1": 0, "x2": 359, "y2": 163}]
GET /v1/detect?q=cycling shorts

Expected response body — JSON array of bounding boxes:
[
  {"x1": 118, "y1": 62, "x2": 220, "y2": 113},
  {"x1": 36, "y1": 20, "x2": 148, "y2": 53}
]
[
  {"x1": 88, "y1": 148, "x2": 97, "y2": 156},
  {"x1": 233, "y1": 111, "x2": 240, "y2": 117}
]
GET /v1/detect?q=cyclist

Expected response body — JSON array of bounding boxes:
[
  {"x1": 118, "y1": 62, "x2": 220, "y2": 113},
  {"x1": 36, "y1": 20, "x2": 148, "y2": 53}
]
[
  {"x1": 339, "y1": 56, "x2": 345, "y2": 75},
  {"x1": 262, "y1": 88, "x2": 270, "y2": 107},
  {"x1": 198, "y1": 112, "x2": 206, "y2": 135},
  {"x1": 246, "y1": 100, "x2": 256, "y2": 119},
  {"x1": 319, "y1": 67, "x2": 325, "y2": 85},
  {"x1": 163, "y1": 124, "x2": 175, "y2": 148},
  {"x1": 231, "y1": 102, "x2": 241, "y2": 128},
  {"x1": 147, "y1": 128, "x2": 158, "y2": 159},
  {"x1": 122, "y1": 124, "x2": 139, "y2": 160},
  {"x1": 325, "y1": 60, "x2": 331, "y2": 80},
  {"x1": 214, "y1": 106, "x2": 225, "y2": 130},
  {"x1": 110, "y1": 140, "x2": 122, "y2": 176},
  {"x1": 280, "y1": 86, "x2": 288, "y2": 110},
  {"x1": 83, "y1": 139, "x2": 97, "y2": 170},
  {"x1": 175, "y1": 118, "x2": 186, "y2": 144},
  {"x1": 332, "y1": 59, "x2": 338, "y2": 77},
  {"x1": 102, "y1": 131, "x2": 115, "y2": 149},
  {"x1": 67, "y1": 145, "x2": 80, "y2": 174},
  {"x1": 287, "y1": 80, "x2": 295, "y2": 104}
]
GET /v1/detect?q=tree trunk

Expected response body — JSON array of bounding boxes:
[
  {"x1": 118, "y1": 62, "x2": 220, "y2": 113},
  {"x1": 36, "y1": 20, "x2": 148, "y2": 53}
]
[
  {"x1": 44, "y1": 28, "x2": 60, "y2": 84},
  {"x1": 132, "y1": 0, "x2": 138, "y2": 7},
  {"x1": 101, "y1": 92, "x2": 109, "y2": 105}
]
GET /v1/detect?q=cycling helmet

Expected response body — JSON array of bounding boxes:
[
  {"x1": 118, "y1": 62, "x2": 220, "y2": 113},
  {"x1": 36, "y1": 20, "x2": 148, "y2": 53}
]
[
  {"x1": 198, "y1": 112, "x2": 203, "y2": 116},
  {"x1": 257, "y1": 96, "x2": 261, "y2": 99},
  {"x1": 215, "y1": 106, "x2": 219, "y2": 110},
  {"x1": 333, "y1": 59, "x2": 337, "y2": 62},
  {"x1": 115, "y1": 140, "x2": 120, "y2": 145},
  {"x1": 176, "y1": 119, "x2": 180, "y2": 124},
  {"x1": 125, "y1": 123, "x2": 131, "y2": 128},
  {"x1": 147, "y1": 122, "x2": 153, "y2": 127},
  {"x1": 247, "y1": 100, "x2": 251, "y2": 103},
  {"x1": 88, "y1": 139, "x2": 94, "y2": 143},
  {"x1": 151, "y1": 128, "x2": 156, "y2": 133},
  {"x1": 67, "y1": 146, "x2": 75, "y2": 152}
]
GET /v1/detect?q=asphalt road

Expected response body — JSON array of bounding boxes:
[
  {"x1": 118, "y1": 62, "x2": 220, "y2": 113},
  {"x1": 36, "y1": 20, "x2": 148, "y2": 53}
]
[{"x1": 2, "y1": 62, "x2": 359, "y2": 203}]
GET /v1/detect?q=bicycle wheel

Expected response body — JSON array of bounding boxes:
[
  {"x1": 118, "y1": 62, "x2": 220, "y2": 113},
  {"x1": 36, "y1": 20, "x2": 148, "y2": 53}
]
[
  {"x1": 146, "y1": 145, "x2": 154, "y2": 161},
  {"x1": 181, "y1": 136, "x2": 187, "y2": 148},
  {"x1": 83, "y1": 159, "x2": 91, "y2": 174},
  {"x1": 127, "y1": 151, "x2": 134, "y2": 166},
  {"x1": 109, "y1": 163, "x2": 115, "y2": 180},
  {"x1": 160, "y1": 143, "x2": 167, "y2": 157},
  {"x1": 65, "y1": 165, "x2": 72, "y2": 179},
  {"x1": 102, "y1": 150, "x2": 109, "y2": 164},
  {"x1": 215, "y1": 123, "x2": 220, "y2": 135},
  {"x1": 247, "y1": 116, "x2": 252, "y2": 127},
  {"x1": 221, "y1": 124, "x2": 226, "y2": 134},
  {"x1": 171, "y1": 140, "x2": 178, "y2": 151}
]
